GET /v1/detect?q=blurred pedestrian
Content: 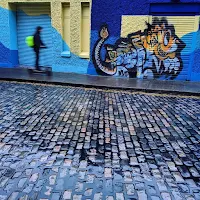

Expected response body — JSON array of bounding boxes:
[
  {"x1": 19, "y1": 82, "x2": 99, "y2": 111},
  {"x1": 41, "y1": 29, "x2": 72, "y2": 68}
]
[{"x1": 33, "y1": 26, "x2": 46, "y2": 70}]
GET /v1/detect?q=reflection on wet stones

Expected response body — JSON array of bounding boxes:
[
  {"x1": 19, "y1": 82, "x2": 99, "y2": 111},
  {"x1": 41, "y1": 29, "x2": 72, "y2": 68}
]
[
  {"x1": 23, "y1": 184, "x2": 34, "y2": 193},
  {"x1": 96, "y1": 179, "x2": 103, "y2": 190},
  {"x1": 4, "y1": 168, "x2": 15, "y2": 177},
  {"x1": 0, "y1": 82, "x2": 200, "y2": 199},
  {"x1": 84, "y1": 188, "x2": 93, "y2": 196},
  {"x1": 114, "y1": 181, "x2": 123, "y2": 193},
  {"x1": 55, "y1": 179, "x2": 64, "y2": 191}
]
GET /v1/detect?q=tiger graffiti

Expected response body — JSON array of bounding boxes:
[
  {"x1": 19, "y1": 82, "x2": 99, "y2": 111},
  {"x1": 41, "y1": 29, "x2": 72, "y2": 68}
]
[{"x1": 92, "y1": 17, "x2": 186, "y2": 79}]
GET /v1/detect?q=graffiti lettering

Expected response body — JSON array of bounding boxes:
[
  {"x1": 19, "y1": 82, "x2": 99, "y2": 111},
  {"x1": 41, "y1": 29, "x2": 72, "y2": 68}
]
[{"x1": 92, "y1": 17, "x2": 186, "y2": 79}]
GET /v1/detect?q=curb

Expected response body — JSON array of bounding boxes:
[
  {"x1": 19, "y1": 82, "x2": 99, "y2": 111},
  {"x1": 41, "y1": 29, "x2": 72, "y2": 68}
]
[{"x1": 0, "y1": 77, "x2": 199, "y2": 97}]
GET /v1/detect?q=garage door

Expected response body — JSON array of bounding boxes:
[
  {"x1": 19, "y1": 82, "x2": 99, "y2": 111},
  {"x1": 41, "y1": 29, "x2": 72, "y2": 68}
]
[
  {"x1": 148, "y1": 15, "x2": 198, "y2": 80},
  {"x1": 17, "y1": 4, "x2": 53, "y2": 67}
]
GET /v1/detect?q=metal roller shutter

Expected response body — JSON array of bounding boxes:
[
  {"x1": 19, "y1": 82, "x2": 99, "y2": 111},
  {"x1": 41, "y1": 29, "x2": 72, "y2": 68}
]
[
  {"x1": 146, "y1": 16, "x2": 198, "y2": 80},
  {"x1": 17, "y1": 4, "x2": 53, "y2": 67}
]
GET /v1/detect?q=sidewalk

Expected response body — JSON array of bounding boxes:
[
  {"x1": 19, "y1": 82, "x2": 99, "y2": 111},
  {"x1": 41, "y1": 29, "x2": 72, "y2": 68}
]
[{"x1": 0, "y1": 68, "x2": 200, "y2": 95}]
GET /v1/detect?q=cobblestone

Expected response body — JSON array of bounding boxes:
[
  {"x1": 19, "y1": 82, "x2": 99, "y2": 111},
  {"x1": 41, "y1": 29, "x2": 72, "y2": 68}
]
[{"x1": 0, "y1": 81, "x2": 199, "y2": 199}]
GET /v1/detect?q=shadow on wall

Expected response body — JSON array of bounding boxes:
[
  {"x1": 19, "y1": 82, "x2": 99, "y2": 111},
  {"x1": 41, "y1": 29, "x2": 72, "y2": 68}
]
[
  {"x1": 0, "y1": 42, "x2": 11, "y2": 66},
  {"x1": 0, "y1": 6, "x2": 18, "y2": 67},
  {"x1": 177, "y1": 31, "x2": 200, "y2": 81},
  {"x1": 189, "y1": 24, "x2": 200, "y2": 81},
  {"x1": 0, "y1": 7, "x2": 89, "y2": 74}
]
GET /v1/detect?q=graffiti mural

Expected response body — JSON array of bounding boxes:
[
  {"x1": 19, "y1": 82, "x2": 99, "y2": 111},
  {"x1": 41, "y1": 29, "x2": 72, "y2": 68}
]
[{"x1": 92, "y1": 17, "x2": 186, "y2": 79}]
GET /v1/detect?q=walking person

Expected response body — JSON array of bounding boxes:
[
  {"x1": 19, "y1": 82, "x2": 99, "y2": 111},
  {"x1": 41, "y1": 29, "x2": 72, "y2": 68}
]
[{"x1": 33, "y1": 26, "x2": 46, "y2": 70}]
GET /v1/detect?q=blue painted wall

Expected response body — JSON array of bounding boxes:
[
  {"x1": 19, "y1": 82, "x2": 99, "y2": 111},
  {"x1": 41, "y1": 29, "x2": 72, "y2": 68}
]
[
  {"x1": 0, "y1": 6, "x2": 17, "y2": 67},
  {"x1": 0, "y1": 6, "x2": 89, "y2": 74}
]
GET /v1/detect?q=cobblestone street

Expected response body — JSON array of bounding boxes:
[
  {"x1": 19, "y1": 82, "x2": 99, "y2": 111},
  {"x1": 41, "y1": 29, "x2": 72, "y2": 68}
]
[{"x1": 0, "y1": 81, "x2": 200, "y2": 200}]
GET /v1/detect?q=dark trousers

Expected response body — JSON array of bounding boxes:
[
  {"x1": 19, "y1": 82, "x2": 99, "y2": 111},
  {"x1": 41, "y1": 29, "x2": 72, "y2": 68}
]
[{"x1": 34, "y1": 48, "x2": 40, "y2": 70}]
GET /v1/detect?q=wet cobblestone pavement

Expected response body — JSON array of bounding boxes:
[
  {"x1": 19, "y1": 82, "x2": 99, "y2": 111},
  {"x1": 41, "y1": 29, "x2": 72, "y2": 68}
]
[{"x1": 0, "y1": 81, "x2": 200, "y2": 200}]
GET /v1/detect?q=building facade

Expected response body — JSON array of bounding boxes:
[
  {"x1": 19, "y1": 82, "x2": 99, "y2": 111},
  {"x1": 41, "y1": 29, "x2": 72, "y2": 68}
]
[
  {"x1": 1, "y1": 0, "x2": 200, "y2": 81},
  {"x1": 89, "y1": 0, "x2": 200, "y2": 81},
  {"x1": 0, "y1": 0, "x2": 91, "y2": 74}
]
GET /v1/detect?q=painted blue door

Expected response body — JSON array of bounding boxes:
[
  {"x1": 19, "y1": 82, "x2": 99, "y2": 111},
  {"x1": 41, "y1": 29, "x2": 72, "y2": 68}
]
[{"x1": 17, "y1": 4, "x2": 53, "y2": 67}]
